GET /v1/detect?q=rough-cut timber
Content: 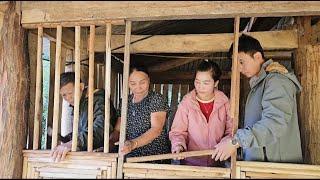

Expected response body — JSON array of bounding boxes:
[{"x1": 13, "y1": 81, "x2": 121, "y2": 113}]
[
  {"x1": 0, "y1": 2, "x2": 28, "y2": 178},
  {"x1": 21, "y1": 2, "x2": 320, "y2": 26}
]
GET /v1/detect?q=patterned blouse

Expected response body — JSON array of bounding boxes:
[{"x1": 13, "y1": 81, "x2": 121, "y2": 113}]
[{"x1": 121, "y1": 91, "x2": 171, "y2": 163}]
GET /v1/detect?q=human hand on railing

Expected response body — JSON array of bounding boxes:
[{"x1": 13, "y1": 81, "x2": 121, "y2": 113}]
[
  {"x1": 211, "y1": 137, "x2": 237, "y2": 161},
  {"x1": 120, "y1": 140, "x2": 138, "y2": 155},
  {"x1": 50, "y1": 140, "x2": 72, "y2": 163},
  {"x1": 172, "y1": 144, "x2": 185, "y2": 160}
]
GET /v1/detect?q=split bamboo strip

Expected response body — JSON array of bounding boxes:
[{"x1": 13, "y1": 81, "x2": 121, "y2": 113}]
[
  {"x1": 126, "y1": 149, "x2": 215, "y2": 163},
  {"x1": 111, "y1": 161, "x2": 117, "y2": 178},
  {"x1": 116, "y1": 20, "x2": 132, "y2": 179},
  {"x1": 33, "y1": 26, "x2": 43, "y2": 150},
  {"x1": 88, "y1": 25, "x2": 95, "y2": 152},
  {"x1": 71, "y1": 26, "x2": 81, "y2": 152},
  {"x1": 230, "y1": 16, "x2": 240, "y2": 179},
  {"x1": 104, "y1": 22, "x2": 112, "y2": 153},
  {"x1": 51, "y1": 25, "x2": 62, "y2": 149}
]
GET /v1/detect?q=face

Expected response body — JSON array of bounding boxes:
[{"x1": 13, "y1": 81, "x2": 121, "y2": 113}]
[
  {"x1": 238, "y1": 52, "x2": 264, "y2": 78},
  {"x1": 129, "y1": 71, "x2": 150, "y2": 96},
  {"x1": 60, "y1": 82, "x2": 84, "y2": 106},
  {"x1": 194, "y1": 71, "x2": 218, "y2": 97}
]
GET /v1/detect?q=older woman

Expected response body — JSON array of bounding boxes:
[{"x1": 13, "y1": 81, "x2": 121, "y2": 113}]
[{"x1": 110, "y1": 65, "x2": 171, "y2": 163}]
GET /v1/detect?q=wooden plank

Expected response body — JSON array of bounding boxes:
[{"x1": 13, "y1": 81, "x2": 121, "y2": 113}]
[
  {"x1": 148, "y1": 54, "x2": 207, "y2": 72},
  {"x1": 104, "y1": 23, "x2": 112, "y2": 153},
  {"x1": 39, "y1": 172, "x2": 97, "y2": 179},
  {"x1": 93, "y1": 30, "x2": 298, "y2": 53},
  {"x1": 123, "y1": 163, "x2": 230, "y2": 173},
  {"x1": 71, "y1": 26, "x2": 81, "y2": 152},
  {"x1": 180, "y1": 84, "x2": 189, "y2": 101},
  {"x1": 162, "y1": 84, "x2": 168, "y2": 101},
  {"x1": 33, "y1": 26, "x2": 43, "y2": 150},
  {"x1": 116, "y1": 20, "x2": 132, "y2": 179},
  {"x1": 111, "y1": 161, "x2": 117, "y2": 178},
  {"x1": 88, "y1": 25, "x2": 95, "y2": 152},
  {"x1": 237, "y1": 161, "x2": 320, "y2": 171},
  {"x1": 170, "y1": 84, "x2": 180, "y2": 110},
  {"x1": 245, "y1": 171, "x2": 320, "y2": 179},
  {"x1": 51, "y1": 25, "x2": 62, "y2": 149},
  {"x1": 126, "y1": 149, "x2": 215, "y2": 163},
  {"x1": 230, "y1": 16, "x2": 240, "y2": 179},
  {"x1": 21, "y1": 2, "x2": 320, "y2": 25},
  {"x1": 154, "y1": 84, "x2": 161, "y2": 93},
  {"x1": 27, "y1": 32, "x2": 37, "y2": 150}
]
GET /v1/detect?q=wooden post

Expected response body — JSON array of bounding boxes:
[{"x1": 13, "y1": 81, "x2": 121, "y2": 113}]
[
  {"x1": 33, "y1": 26, "x2": 43, "y2": 150},
  {"x1": 104, "y1": 22, "x2": 112, "y2": 153},
  {"x1": 88, "y1": 25, "x2": 95, "y2": 152},
  {"x1": 117, "y1": 20, "x2": 132, "y2": 179},
  {"x1": 51, "y1": 25, "x2": 62, "y2": 149},
  {"x1": 295, "y1": 16, "x2": 320, "y2": 165},
  {"x1": 0, "y1": 1, "x2": 28, "y2": 177},
  {"x1": 71, "y1": 26, "x2": 81, "y2": 152},
  {"x1": 230, "y1": 16, "x2": 240, "y2": 179}
]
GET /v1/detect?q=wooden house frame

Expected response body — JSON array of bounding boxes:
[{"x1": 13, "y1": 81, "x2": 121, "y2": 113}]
[{"x1": 1, "y1": 1, "x2": 320, "y2": 179}]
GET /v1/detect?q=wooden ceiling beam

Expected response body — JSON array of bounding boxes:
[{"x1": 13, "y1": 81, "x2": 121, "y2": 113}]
[
  {"x1": 93, "y1": 30, "x2": 297, "y2": 53},
  {"x1": 21, "y1": 2, "x2": 320, "y2": 27}
]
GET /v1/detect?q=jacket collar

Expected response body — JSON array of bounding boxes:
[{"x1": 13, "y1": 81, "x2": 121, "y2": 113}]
[
  {"x1": 186, "y1": 89, "x2": 228, "y2": 114},
  {"x1": 249, "y1": 59, "x2": 273, "y2": 89}
]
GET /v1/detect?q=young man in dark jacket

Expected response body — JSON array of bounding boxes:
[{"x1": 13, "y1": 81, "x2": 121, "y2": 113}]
[{"x1": 50, "y1": 72, "x2": 118, "y2": 162}]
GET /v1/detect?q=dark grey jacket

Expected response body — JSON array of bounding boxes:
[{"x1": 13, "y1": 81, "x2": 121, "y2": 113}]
[
  {"x1": 73, "y1": 88, "x2": 117, "y2": 151},
  {"x1": 235, "y1": 60, "x2": 303, "y2": 163}
]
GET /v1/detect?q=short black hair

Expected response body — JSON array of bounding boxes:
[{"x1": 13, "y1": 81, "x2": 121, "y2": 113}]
[
  {"x1": 195, "y1": 60, "x2": 222, "y2": 81},
  {"x1": 228, "y1": 34, "x2": 265, "y2": 60},
  {"x1": 60, "y1": 72, "x2": 82, "y2": 88},
  {"x1": 129, "y1": 64, "x2": 149, "y2": 76}
]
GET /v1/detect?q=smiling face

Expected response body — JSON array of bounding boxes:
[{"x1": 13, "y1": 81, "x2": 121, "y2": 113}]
[
  {"x1": 60, "y1": 82, "x2": 84, "y2": 106},
  {"x1": 238, "y1": 52, "x2": 264, "y2": 78},
  {"x1": 128, "y1": 70, "x2": 150, "y2": 97}
]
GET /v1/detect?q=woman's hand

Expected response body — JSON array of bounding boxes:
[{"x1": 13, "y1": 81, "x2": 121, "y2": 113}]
[
  {"x1": 172, "y1": 144, "x2": 185, "y2": 160},
  {"x1": 121, "y1": 140, "x2": 138, "y2": 155}
]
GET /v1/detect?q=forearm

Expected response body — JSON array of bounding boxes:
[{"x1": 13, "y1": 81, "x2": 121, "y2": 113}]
[{"x1": 132, "y1": 127, "x2": 162, "y2": 149}]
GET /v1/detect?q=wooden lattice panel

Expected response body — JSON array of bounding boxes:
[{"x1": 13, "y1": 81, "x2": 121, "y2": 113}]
[
  {"x1": 123, "y1": 163, "x2": 230, "y2": 179},
  {"x1": 236, "y1": 161, "x2": 320, "y2": 179},
  {"x1": 22, "y1": 150, "x2": 117, "y2": 179}
]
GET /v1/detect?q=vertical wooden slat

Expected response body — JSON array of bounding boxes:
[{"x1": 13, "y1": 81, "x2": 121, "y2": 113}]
[
  {"x1": 33, "y1": 26, "x2": 43, "y2": 150},
  {"x1": 180, "y1": 84, "x2": 189, "y2": 102},
  {"x1": 117, "y1": 20, "x2": 132, "y2": 179},
  {"x1": 71, "y1": 26, "x2": 81, "y2": 152},
  {"x1": 155, "y1": 84, "x2": 161, "y2": 93},
  {"x1": 88, "y1": 25, "x2": 95, "y2": 152},
  {"x1": 230, "y1": 16, "x2": 240, "y2": 179},
  {"x1": 104, "y1": 22, "x2": 112, "y2": 153},
  {"x1": 170, "y1": 84, "x2": 180, "y2": 109},
  {"x1": 162, "y1": 84, "x2": 168, "y2": 102},
  {"x1": 51, "y1": 25, "x2": 62, "y2": 149}
]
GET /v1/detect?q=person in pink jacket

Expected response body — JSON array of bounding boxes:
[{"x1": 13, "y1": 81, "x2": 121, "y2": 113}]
[{"x1": 169, "y1": 60, "x2": 233, "y2": 167}]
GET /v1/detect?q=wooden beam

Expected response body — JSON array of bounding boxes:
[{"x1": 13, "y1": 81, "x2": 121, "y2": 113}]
[
  {"x1": 94, "y1": 30, "x2": 298, "y2": 53},
  {"x1": 149, "y1": 71, "x2": 232, "y2": 84},
  {"x1": 117, "y1": 20, "x2": 132, "y2": 179},
  {"x1": 71, "y1": 26, "x2": 81, "y2": 152},
  {"x1": 230, "y1": 16, "x2": 240, "y2": 179},
  {"x1": 0, "y1": 1, "x2": 28, "y2": 177},
  {"x1": 148, "y1": 53, "x2": 210, "y2": 72},
  {"x1": 21, "y1": 2, "x2": 320, "y2": 27}
]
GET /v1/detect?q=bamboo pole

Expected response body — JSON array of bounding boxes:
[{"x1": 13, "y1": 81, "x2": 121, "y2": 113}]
[
  {"x1": 88, "y1": 25, "x2": 95, "y2": 152},
  {"x1": 104, "y1": 23, "x2": 112, "y2": 153},
  {"x1": 33, "y1": 26, "x2": 43, "y2": 150},
  {"x1": 230, "y1": 16, "x2": 240, "y2": 179},
  {"x1": 126, "y1": 149, "x2": 215, "y2": 163},
  {"x1": 71, "y1": 26, "x2": 81, "y2": 152},
  {"x1": 116, "y1": 20, "x2": 132, "y2": 179},
  {"x1": 51, "y1": 25, "x2": 62, "y2": 149}
]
